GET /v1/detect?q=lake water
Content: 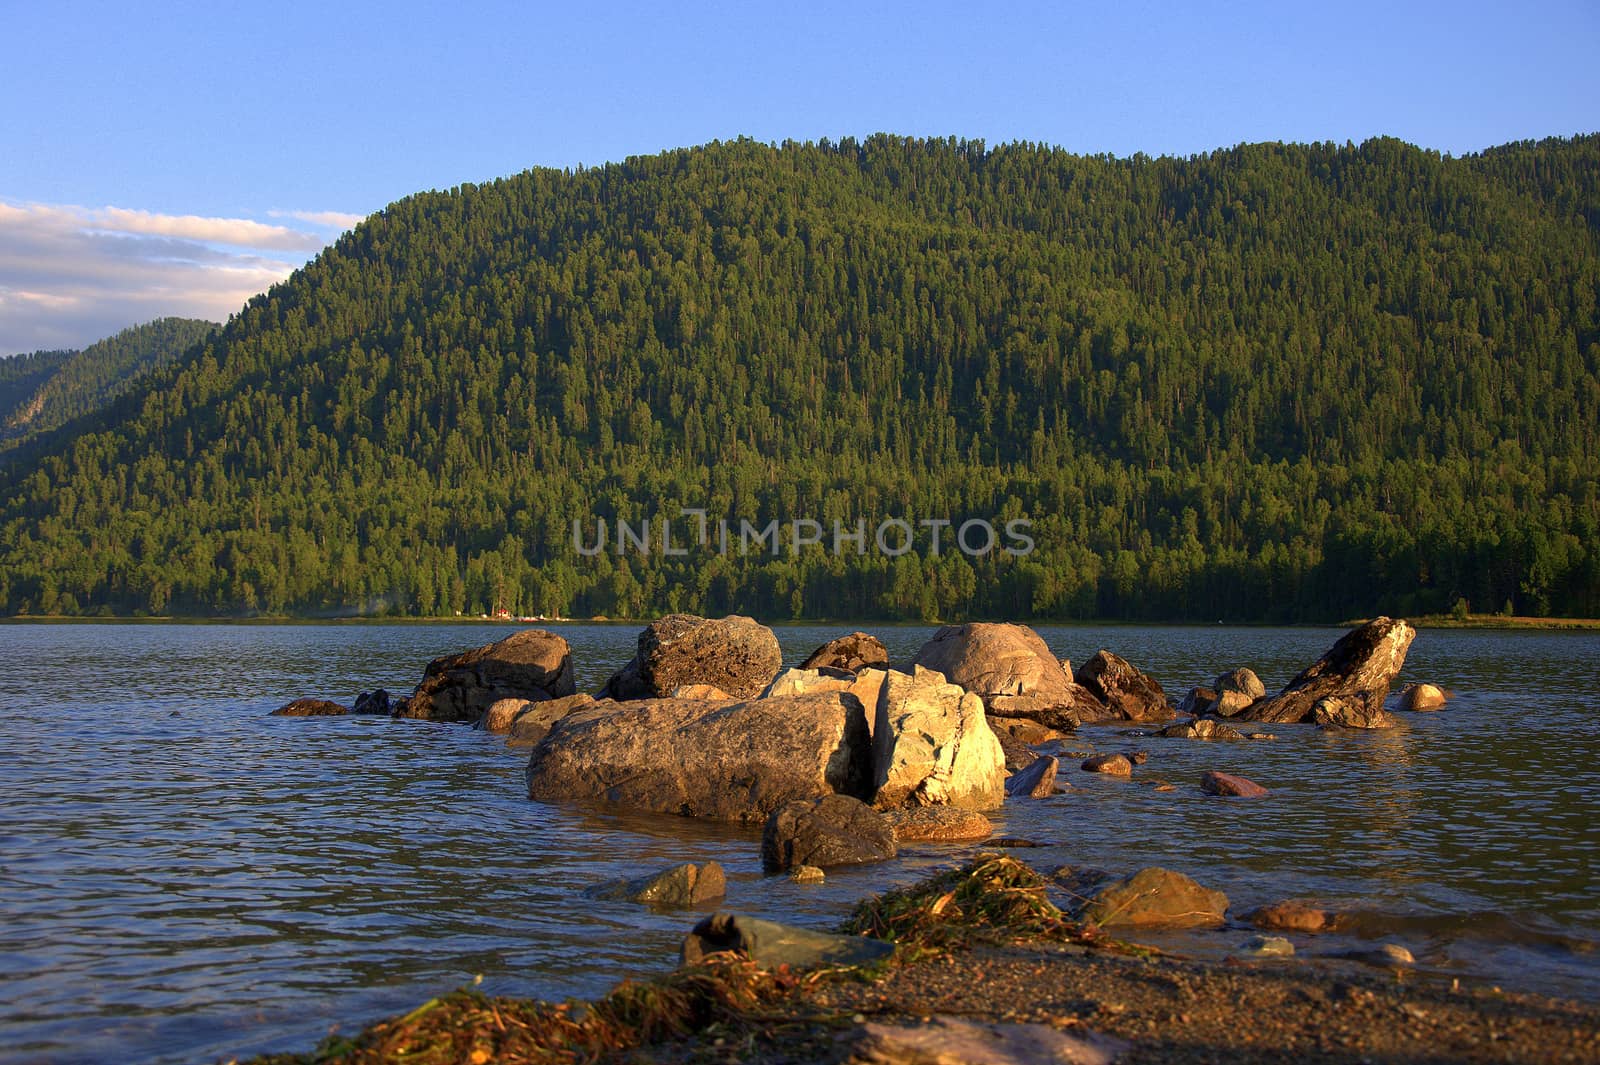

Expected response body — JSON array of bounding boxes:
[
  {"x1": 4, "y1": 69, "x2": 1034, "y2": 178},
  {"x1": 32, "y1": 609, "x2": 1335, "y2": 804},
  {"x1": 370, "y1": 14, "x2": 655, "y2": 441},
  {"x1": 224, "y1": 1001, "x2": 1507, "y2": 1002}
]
[{"x1": 1, "y1": 621, "x2": 1596, "y2": 1064}]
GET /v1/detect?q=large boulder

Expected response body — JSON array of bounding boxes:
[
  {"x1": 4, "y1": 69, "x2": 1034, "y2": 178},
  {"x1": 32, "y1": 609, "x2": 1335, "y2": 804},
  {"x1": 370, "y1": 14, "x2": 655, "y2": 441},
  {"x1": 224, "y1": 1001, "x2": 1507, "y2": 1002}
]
[
  {"x1": 525, "y1": 693, "x2": 871, "y2": 824},
  {"x1": 912, "y1": 623, "x2": 1074, "y2": 706},
  {"x1": 1241, "y1": 617, "x2": 1415, "y2": 724},
  {"x1": 1077, "y1": 650, "x2": 1174, "y2": 723},
  {"x1": 800, "y1": 632, "x2": 889, "y2": 673},
  {"x1": 761, "y1": 795, "x2": 897, "y2": 872},
  {"x1": 601, "y1": 614, "x2": 782, "y2": 701},
  {"x1": 396, "y1": 629, "x2": 575, "y2": 723},
  {"x1": 1214, "y1": 668, "x2": 1267, "y2": 699},
  {"x1": 1079, "y1": 867, "x2": 1229, "y2": 928},
  {"x1": 872, "y1": 667, "x2": 1006, "y2": 810}
]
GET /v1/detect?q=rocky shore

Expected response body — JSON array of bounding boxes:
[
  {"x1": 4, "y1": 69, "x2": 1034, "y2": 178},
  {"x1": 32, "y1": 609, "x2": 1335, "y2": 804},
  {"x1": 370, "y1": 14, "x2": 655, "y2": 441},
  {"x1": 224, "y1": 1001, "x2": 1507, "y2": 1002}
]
[
  {"x1": 245, "y1": 614, "x2": 1600, "y2": 1063},
  {"x1": 241, "y1": 855, "x2": 1600, "y2": 1065}
]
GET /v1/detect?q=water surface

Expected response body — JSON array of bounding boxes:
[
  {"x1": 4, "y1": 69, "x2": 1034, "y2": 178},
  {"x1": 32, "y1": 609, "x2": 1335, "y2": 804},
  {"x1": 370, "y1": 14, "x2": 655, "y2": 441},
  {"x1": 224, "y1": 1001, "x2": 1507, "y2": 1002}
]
[{"x1": 0, "y1": 621, "x2": 1595, "y2": 1064}]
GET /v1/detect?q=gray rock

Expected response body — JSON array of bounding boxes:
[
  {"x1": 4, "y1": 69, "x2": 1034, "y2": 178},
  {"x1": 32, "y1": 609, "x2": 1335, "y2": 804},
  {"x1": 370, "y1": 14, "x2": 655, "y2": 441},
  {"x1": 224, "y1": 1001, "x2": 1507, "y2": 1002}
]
[
  {"x1": 525, "y1": 693, "x2": 871, "y2": 824},
  {"x1": 1241, "y1": 935, "x2": 1296, "y2": 958},
  {"x1": 680, "y1": 912, "x2": 895, "y2": 970},
  {"x1": 762, "y1": 794, "x2": 897, "y2": 872},
  {"x1": 1215, "y1": 668, "x2": 1267, "y2": 699},
  {"x1": 601, "y1": 614, "x2": 782, "y2": 701},
  {"x1": 873, "y1": 667, "x2": 1006, "y2": 810},
  {"x1": 1080, "y1": 867, "x2": 1229, "y2": 928},
  {"x1": 1241, "y1": 617, "x2": 1415, "y2": 724},
  {"x1": 845, "y1": 1017, "x2": 1129, "y2": 1065},
  {"x1": 396, "y1": 629, "x2": 575, "y2": 723},
  {"x1": 913, "y1": 623, "x2": 1106, "y2": 727},
  {"x1": 504, "y1": 693, "x2": 598, "y2": 747},
  {"x1": 1211, "y1": 690, "x2": 1258, "y2": 717},
  {"x1": 586, "y1": 861, "x2": 726, "y2": 907},
  {"x1": 1005, "y1": 756, "x2": 1061, "y2": 798},
  {"x1": 1077, "y1": 650, "x2": 1174, "y2": 723},
  {"x1": 1177, "y1": 686, "x2": 1217, "y2": 715}
]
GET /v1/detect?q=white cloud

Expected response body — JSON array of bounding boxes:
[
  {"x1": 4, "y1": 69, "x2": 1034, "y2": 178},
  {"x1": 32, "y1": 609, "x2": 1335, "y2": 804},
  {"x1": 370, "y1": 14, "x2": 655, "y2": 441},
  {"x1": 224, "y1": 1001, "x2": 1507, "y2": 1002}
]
[
  {"x1": 0, "y1": 199, "x2": 348, "y2": 355},
  {"x1": 269, "y1": 209, "x2": 369, "y2": 230}
]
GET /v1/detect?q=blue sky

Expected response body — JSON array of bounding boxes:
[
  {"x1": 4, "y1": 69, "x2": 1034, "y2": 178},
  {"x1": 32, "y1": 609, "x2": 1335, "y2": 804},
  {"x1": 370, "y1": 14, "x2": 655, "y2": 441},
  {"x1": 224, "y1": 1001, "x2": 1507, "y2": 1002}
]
[{"x1": 2, "y1": 0, "x2": 1596, "y2": 354}]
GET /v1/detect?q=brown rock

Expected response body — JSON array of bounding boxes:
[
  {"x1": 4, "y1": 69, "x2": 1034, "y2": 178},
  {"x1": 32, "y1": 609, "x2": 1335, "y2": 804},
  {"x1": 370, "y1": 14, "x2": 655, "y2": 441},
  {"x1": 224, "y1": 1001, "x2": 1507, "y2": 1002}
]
[
  {"x1": 1200, "y1": 770, "x2": 1269, "y2": 797},
  {"x1": 587, "y1": 861, "x2": 726, "y2": 907},
  {"x1": 762, "y1": 794, "x2": 896, "y2": 872},
  {"x1": 1211, "y1": 690, "x2": 1257, "y2": 717},
  {"x1": 351, "y1": 689, "x2": 390, "y2": 715},
  {"x1": 1246, "y1": 899, "x2": 1335, "y2": 933},
  {"x1": 985, "y1": 687, "x2": 1107, "y2": 730},
  {"x1": 1399, "y1": 682, "x2": 1448, "y2": 711},
  {"x1": 880, "y1": 806, "x2": 995, "y2": 842},
  {"x1": 1081, "y1": 867, "x2": 1229, "y2": 928},
  {"x1": 601, "y1": 614, "x2": 782, "y2": 701},
  {"x1": 1177, "y1": 686, "x2": 1217, "y2": 715},
  {"x1": 800, "y1": 632, "x2": 889, "y2": 673},
  {"x1": 477, "y1": 696, "x2": 541, "y2": 733},
  {"x1": 1004, "y1": 755, "x2": 1061, "y2": 798},
  {"x1": 762, "y1": 667, "x2": 888, "y2": 736},
  {"x1": 1241, "y1": 617, "x2": 1415, "y2": 724},
  {"x1": 1080, "y1": 753, "x2": 1133, "y2": 777},
  {"x1": 398, "y1": 628, "x2": 575, "y2": 723},
  {"x1": 1077, "y1": 650, "x2": 1174, "y2": 723},
  {"x1": 270, "y1": 698, "x2": 347, "y2": 717},
  {"x1": 525, "y1": 693, "x2": 871, "y2": 824}
]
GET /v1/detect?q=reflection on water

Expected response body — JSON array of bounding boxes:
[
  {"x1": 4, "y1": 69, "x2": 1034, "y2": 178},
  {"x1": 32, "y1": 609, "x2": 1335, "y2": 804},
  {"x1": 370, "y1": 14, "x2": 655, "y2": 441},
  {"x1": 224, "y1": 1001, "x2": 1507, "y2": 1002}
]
[{"x1": 0, "y1": 621, "x2": 1596, "y2": 1064}]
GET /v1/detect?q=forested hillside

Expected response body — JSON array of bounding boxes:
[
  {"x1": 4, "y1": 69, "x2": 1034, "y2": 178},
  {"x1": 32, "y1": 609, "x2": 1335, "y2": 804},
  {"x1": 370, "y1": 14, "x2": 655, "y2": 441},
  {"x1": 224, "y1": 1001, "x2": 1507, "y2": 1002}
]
[
  {"x1": 1, "y1": 135, "x2": 1597, "y2": 621},
  {"x1": 1, "y1": 318, "x2": 217, "y2": 451}
]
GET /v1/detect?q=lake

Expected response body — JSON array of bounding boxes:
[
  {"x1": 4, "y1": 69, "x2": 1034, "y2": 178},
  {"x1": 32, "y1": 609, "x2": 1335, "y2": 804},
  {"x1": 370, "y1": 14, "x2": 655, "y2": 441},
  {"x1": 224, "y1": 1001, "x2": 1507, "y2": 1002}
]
[{"x1": 0, "y1": 621, "x2": 1596, "y2": 1064}]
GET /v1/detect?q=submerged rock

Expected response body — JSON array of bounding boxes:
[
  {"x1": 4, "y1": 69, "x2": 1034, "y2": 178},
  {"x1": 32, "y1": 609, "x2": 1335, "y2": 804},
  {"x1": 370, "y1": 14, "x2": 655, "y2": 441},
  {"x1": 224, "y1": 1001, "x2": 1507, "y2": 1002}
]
[
  {"x1": 800, "y1": 632, "x2": 889, "y2": 673},
  {"x1": 1240, "y1": 934, "x2": 1296, "y2": 959},
  {"x1": 1080, "y1": 753, "x2": 1133, "y2": 777},
  {"x1": 762, "y1": 794, "x2": 897, "y2": 872},
  {"x1": 397, "y1": 628, "x2": 575, "y2": 723},
  {"x1": 601, "y1": 614, "x2": 782, "y2": 701},
  {"x1": 351, "y1": 689, "x2": 391, "y2": 715},
  {"x1": 1080, "y1": 867, "x2": 1229, "y2": 928},
  {"x1": 1245, "y1": 899, "x2": 1336, "y2": 933},
  {"x1": 1200, "y1": 770, "x2": 1269, "y2": 797},
  {"x1": 525, "y1": 693, "x2": 871, "y2": 824},
  {"x1": 270, "y1": 698, "x2": 347, "y2": 717},
  {"x1": 880, "y1": 806, "x2": 995, "y2": 842},
  {"x1": 680, "y1": 912, "x2": 894, "y2": 970},
  {"x1": 1242, "y1": 617, "x2": 1415, "y2": 724},
  {"x1": 1158, "y1": 719, "x2": 1245, "y2": 741},
  {"x1": 1312, "y1": 696, "x2": 1401, "y2": 729},
  {"x1": 1399, "y1": 682, "x2": 1448, "y2": 711},
  {"x1": 873, "y1": 667, "x2": 1006, "y2": 810},
  {"x1": 586, "y1": 861, "x2": 726, "y2": 907}
]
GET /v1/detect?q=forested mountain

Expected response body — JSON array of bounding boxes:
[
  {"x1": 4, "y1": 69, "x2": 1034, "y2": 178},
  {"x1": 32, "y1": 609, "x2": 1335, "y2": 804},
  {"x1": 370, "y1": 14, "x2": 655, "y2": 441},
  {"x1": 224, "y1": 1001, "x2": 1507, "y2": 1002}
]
[
  {"x1": 1, "y1": 318, "x2": 217, "y2": 451},
  {"x1": 0, "y1": 349, "x2": 74, "y2": 427},
  {"x1": 1, "y1": 135, "x2": 1597, "y2": 622}
]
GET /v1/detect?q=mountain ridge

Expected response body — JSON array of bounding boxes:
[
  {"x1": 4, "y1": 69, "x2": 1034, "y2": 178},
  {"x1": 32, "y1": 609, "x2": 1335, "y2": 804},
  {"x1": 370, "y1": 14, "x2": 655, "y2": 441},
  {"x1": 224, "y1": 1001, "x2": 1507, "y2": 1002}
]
[{"x1": 2, "y1": 134, "x2": 1596, "y2": 621}]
